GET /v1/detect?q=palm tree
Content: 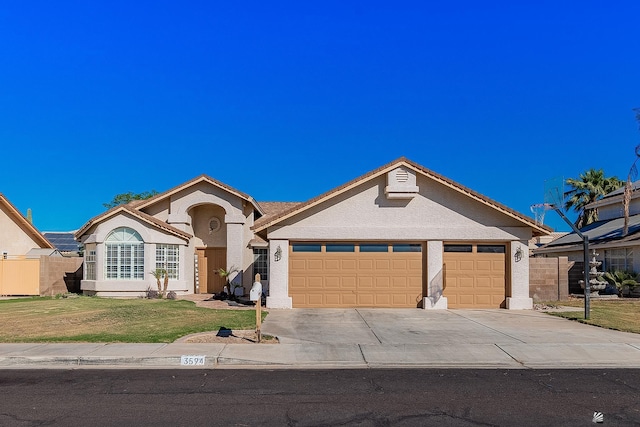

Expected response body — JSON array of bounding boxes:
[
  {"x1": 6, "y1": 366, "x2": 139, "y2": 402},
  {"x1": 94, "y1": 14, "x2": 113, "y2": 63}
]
[
  {"x1": 217, "y1": 266, "x2": 239, "y2": 297},
  {"x1": 564, "y1": 169, "x2": 623, "y2": 228}
]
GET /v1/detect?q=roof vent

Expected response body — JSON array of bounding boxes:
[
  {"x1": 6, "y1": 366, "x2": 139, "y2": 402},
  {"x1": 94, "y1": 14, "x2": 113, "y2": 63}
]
[{"x1": 385, "y1": 167, "x2": 419, "y2": 199}]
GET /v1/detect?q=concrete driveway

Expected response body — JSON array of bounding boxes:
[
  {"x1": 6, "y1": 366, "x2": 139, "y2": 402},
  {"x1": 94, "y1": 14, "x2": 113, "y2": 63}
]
[
  {"x1": 261, "y1": 308, "x2": 640, "y2": 368},
  {"x1": 262, "y1": 308, "x2": 640, "y2": 345}
]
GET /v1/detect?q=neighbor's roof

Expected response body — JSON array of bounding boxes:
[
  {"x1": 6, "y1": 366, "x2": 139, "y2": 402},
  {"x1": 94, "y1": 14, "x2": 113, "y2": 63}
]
[
  {"x1": 75, "y1": 205, "x2": 192, "y2": 241},
  {"x1": 43, "y1": 232, "x2": 80, "y2": 252},
  {"x1": 133, "y1": 174, "x2": 264, "y2": 215},
  {"x1": 534, "y1": 213, "x2": 640, "y2": 253},
  {"x1": 26, "y1": 248, "x2": 62, "y2": 258},
  {"x1": 253, "y1": 157, "x2": 551, "y2": 236},
  {"x1": 586, "y1": 180, "x2": 640, "y2": 209},
  {"x1": 0, "y1": 193, "x2": 54, "y2": 249}
]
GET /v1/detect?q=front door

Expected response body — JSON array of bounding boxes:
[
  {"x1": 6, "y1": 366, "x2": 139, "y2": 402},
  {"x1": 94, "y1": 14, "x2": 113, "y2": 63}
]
[{"x1": 196, "y1": 248, "x2": 227, "y2": 294}]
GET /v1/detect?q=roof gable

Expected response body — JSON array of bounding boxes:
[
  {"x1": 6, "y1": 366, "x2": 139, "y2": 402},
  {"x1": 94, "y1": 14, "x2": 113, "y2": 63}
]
[
  {"x1": 133, "y1": 174, "x2": 264, "y2": 215},
  {"x1": 0, "y1": 194, "x2": 53, "y2": 249},
  {"x1": 75, "y1": 205, "x2": 192, "y2": 241},
  {"x1": 253, "y1": 157, "x2": 550, "y2": 236}
]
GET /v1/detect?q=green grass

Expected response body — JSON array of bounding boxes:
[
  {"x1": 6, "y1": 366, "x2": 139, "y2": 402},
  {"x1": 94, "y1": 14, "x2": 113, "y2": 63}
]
[
  {"x1": 546, "y1": 299, "x2": 640, "y2": 334},
  {"x1": 0, "y1": 296, "x2": 266, "y2": 343}
]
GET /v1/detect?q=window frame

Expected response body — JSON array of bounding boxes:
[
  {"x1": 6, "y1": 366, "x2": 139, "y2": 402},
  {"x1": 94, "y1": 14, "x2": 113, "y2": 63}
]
[
  {"x1": 104, "y1": 227, "x2": 145, "y2": 280},
  {"x1": 85, "y1": 244, "x2": 96, "y2": 280},
  {"x1": 253, "y1": 248, "x2": 269, "y2": 281},
  {"x1": 604, "y1": 248, "x2": 633, "y2": 272},
  {"x1": 156, "y1": 244, "x2": 179, "y2": 279}
]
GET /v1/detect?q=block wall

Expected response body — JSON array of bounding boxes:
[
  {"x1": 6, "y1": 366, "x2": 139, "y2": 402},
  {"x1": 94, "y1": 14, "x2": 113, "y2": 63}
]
[{"x1": 529, "y1": 257, "x2": 570, "y2": 302}]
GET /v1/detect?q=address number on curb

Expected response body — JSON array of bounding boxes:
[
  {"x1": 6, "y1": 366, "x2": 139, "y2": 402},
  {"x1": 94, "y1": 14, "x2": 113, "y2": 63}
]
[{"x1": 181, "y1": 355, "x2": 206, "y2": 366}]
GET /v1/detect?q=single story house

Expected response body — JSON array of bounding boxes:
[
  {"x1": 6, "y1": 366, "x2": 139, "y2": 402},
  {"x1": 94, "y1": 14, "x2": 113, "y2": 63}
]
[
  {"x1": 75, "y1": 157, "x2": 550, "y2": 309},
  {"x1": 1, "y1": 194, "x2": 82, "y2": 296},
  {"x1": 534, "y1": 181, "x2": 640, "y2": 273},
  {"x1": 0, "y1": 193, "x2": 53, "y2": 258}
]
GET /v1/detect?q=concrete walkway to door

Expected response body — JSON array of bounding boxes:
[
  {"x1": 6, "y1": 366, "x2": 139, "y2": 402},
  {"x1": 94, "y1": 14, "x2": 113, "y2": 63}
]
[{"x1": 261, "y1": 308, "x2": 640, "y2": 368}]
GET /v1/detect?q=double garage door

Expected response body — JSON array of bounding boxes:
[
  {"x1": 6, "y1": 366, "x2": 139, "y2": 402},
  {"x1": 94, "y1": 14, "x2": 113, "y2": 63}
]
[
  {"x1": 289, "y1": 242, "x2": 507, "y2": 309},
  {"x1": 289, "y1": 243, "x2": 423, "y2": 308}
]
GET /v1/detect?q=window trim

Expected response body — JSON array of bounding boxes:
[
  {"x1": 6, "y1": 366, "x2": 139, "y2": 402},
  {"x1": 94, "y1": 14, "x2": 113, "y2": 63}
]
[
  {"x1": 253, "y1": 248, "x2": 269, "y2": 281},
  {"x1": 156, "y1": 244, "x2": 179, "y2": 280},
  {"x1": 104, "y1": 227, "x2": 145, "y2": 280}
]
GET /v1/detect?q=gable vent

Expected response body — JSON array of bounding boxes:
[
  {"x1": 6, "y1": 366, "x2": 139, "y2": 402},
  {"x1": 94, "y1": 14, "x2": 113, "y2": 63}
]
[
  {"x1": 396, "y1": 170, "x2": 409, "y2": 182},
  {"x1": 385, "y1": 167, "x2": 419, "y2": 199}
]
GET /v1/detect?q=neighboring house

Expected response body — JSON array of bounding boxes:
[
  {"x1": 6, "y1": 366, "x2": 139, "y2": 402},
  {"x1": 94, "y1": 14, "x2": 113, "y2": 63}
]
[
  {"x1": 0, "y1": 193, "x2": 53, "y2": 257},
  {"x1": 534, "y1": 180, "x2": 640, "y2": 273},
  {"x1": 1, "y1": 194, "x2": 81, "y2": 296},
  {"x1": 76, "y1": 158, "x2": 549, "y2": 310},
  {"x1": 528, "y1": 232, "x2": 567, "y2": 254}
]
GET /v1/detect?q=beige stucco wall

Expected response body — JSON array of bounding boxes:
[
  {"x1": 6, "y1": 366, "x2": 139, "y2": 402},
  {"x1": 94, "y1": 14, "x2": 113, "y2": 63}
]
[
  {"x1": 79, "y1": 212, "x2": 189, "y2": 296},
  {"x1": 80, "y1": 181, "x2": 259, "y2": 297},
  {"x1": 267, "y1": 175, "x2": 531, "y2": 241},
  {"x1": 0, "y1": 205, "x2": 43, "y2": 256},
  {"x1": 265, "y1": 173, "x2": 534, "y2": 309},
  {"x1": 189, "y1": 204, "x2": 227, "y2": 247}
]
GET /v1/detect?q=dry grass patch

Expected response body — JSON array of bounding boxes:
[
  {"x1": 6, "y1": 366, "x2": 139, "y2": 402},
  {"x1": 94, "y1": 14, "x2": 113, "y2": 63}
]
[
  {"x1": 547, "y1": 299, "x2": 640, "y2": 334},
  {"x1": 0, "y1": 296, "x2": 264, "y2": 343}
]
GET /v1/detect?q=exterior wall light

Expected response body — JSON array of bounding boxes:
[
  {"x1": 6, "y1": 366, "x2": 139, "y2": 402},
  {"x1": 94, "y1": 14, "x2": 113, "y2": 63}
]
[
  {"x1": 274, "y1": 246, "x2": 282, "y2": 262},
  {"x1": 514, "y1": 247, "x2": 523, "y2": 262}
]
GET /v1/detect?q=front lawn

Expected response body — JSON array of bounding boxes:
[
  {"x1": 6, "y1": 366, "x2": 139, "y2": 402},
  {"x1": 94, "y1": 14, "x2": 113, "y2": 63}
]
[
  {"x1": 0, "y1": 296, "x2": 264, "y2": 343},
  {"x1": 547, "y1": 299, "x2": 640, "y2": 334}
]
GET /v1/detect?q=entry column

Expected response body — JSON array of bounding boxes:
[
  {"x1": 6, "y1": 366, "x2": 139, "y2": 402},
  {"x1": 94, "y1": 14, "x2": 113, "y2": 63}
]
[
  {"x1": 424, "y1": 240, "x2": 448, "y2": 309},
  {"x1": 225, "y1": 214, "x2": 245, "y2": 287},
  {"x1": 506, "y1": 240, "x2": 533, "y2": 309},
  {"x1": 266, "y1": 239, "x2": 293, "y2": 308}
]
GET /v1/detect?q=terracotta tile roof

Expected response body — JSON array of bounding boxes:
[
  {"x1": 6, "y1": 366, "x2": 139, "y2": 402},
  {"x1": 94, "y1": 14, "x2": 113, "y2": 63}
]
[
  {"x1": 255, "y1": 202, "x2": 301, "y2": 225},
  {"x1": 0, "y1": 193, "x2": 54, "y2": 249},
  {"x1": 252, "y1": 157, "x2": 551, "y2": 236},
  {"x1": 76, "y1": 174, "x2": 265, "y2": 240},
  {"x1": 75, "y1": 205, "x2": 192, "y2": 241}
]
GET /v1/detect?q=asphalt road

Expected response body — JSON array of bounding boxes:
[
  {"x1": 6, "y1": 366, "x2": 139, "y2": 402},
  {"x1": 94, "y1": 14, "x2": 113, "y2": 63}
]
[{"x1": 0, "y1": 369, "x2": 639, "y2": 426}]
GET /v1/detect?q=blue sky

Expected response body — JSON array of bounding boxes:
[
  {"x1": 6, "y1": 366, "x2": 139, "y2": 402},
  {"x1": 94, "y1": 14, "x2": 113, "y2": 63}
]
[{"x1": 1, "y1": 1, "x2": 639, "y2": 233}]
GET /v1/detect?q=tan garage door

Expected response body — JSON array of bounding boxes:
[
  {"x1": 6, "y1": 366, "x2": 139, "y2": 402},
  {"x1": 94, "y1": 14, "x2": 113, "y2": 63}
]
[
  {"x1": 289, "y1": 243, "x2": 424, "y2": 308},
  {"x1": 443, "y1": 244, "x2": 506, "y2": 309}
]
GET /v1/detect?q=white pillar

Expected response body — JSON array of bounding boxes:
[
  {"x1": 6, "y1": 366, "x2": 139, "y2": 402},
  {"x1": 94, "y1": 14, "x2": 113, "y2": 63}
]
[
  {"x1": 266, "y1": 239, "x2": 293, "y2": 308},
  {"x1": 424, "y1": 241, "x2": 448, "y2": 309},
  {"x1": 506, "y1": 240, "x2": 533, "y2": 309},
  {"x1": 225, "y1": 220, "x2": 245, "y2": 290},
  {"x1": 95, "y1": 242, "x2": 105, "y2": 281}
]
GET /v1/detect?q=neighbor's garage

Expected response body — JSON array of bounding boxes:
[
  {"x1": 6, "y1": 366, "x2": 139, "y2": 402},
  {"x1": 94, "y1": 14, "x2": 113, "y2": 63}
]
[
  {"x1": 443, "y1": 243, "x2": 507, "y2": 308},
  {"x1": 289, "y1": 243, "x2": 423, "y2": 308}
]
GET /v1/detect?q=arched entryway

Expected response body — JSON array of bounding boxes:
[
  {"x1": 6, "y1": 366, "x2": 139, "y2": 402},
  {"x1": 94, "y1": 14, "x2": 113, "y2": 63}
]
[{"x1": 189, "y1": 204, "x2": 228, "y2": 294}]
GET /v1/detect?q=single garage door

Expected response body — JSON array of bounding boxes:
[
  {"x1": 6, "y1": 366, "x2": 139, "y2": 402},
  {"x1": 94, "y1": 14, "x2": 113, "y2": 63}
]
[
  {"x1": 289, "y1": 243, "x2": 424, "y2": 308},
  {"x1": 443, "y1": 244, "x2": 506, "y2": 308}
]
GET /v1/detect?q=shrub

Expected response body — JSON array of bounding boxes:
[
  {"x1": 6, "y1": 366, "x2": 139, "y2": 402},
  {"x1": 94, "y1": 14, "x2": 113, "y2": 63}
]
[
  {"x1": 166, "y1": 291, "x2": 177, "y2": 300},
  {"x1": 145, "y1": 288, "x2": 160, "y2": 299},
  {"x1": 603, "y1": 270, "x2": 639, "y2": 297}
]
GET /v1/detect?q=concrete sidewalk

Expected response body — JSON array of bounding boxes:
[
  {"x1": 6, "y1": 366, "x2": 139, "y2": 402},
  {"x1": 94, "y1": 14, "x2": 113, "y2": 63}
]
[{"x1": 1, "y1": 309, "x2": 640, "y2": 369}]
